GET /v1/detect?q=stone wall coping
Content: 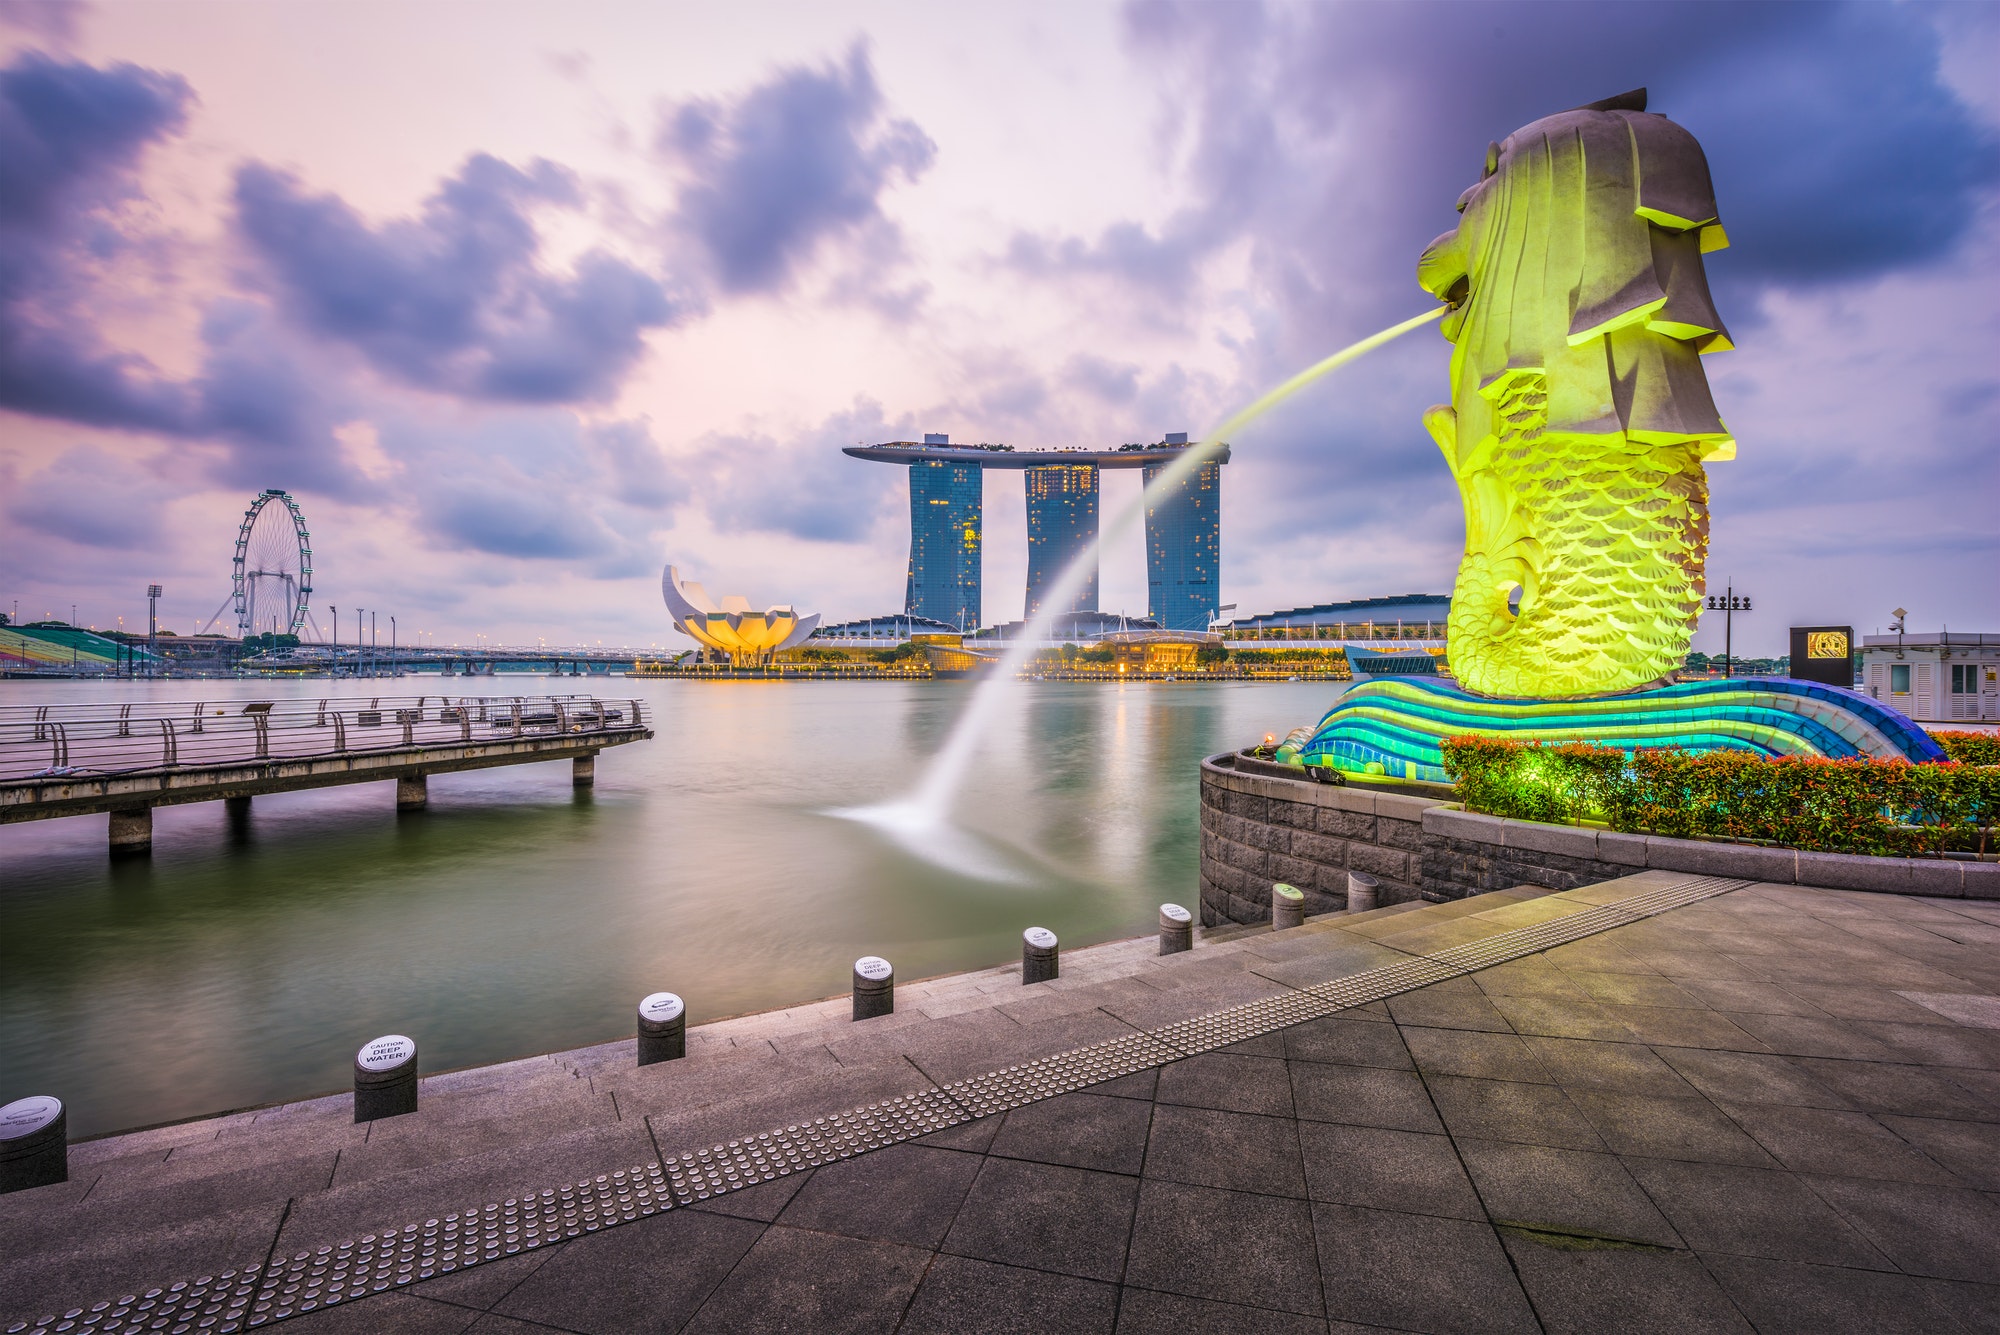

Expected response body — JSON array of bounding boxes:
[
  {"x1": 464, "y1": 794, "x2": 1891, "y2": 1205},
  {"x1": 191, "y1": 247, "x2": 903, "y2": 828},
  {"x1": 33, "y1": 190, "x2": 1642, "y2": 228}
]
[
  {"x1": 1200, "y1": 752, "x2": 1447, "y2": 822},
  {"x1": 1422, "y1": 803, "x2": 1997, "y2": 900}
]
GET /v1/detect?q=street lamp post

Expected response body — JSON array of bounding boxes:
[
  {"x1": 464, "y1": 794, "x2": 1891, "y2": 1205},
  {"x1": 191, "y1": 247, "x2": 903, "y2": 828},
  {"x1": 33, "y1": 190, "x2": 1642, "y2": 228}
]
[
  {"x1": 1704, "y1": 584, "x2": 1753, "y2": 678},
  {"x1": 390, "y1": 615, "x2": 397, "y2": 677},
  {"x1": 146, "y1": 584, "x2": 162, "y2": 678}
]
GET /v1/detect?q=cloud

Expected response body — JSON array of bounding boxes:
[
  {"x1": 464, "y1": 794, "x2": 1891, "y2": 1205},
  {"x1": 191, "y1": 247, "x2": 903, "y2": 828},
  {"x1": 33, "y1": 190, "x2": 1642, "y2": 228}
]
[
  {"x1": 588, "y1": 417, "x2": 686, "y2": 511},
  {"x1": 191, "y1": 300, "x2": 368, "y2": 497},
  {"x1": 373, "y1": 409, "x2": 683, "y2": 569},
  {"x1": 1061, "y1": 353, "x2": 1142, "y2": 404},
  {"x1": 4, "y1": 443, "x2": 166, "y2": 548},
  {"x1": 234, "y1": 152, "x2": 686, "y2": 404},
  {"x1": 429, "y1": 481, "x2": 613, "y2": 561},
  {"x1": 1004, "y1": 220, "x2": 1218, "y2": 303},
  {"x1": 0, "y1": 1, "x2": 84, "y2": 45},
  {"x1": 663, "y1": 42, "x2": 935, "y2": 296},
  {"x1": 700, "y1": 398, "x2": 907, "y2": 543},
  {"x1": 0, "y1": 50, "x2": 196, "y2": 431},
  {"x1": 1015, "y1": 1, "x2": 1998, "y2": 351}
]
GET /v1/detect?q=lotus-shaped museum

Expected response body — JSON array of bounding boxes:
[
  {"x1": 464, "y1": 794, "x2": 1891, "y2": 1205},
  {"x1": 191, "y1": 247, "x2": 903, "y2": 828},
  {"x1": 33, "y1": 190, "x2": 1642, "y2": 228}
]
[{"x1": 662, "y1": 565, "x2": 821, "y2": 667}]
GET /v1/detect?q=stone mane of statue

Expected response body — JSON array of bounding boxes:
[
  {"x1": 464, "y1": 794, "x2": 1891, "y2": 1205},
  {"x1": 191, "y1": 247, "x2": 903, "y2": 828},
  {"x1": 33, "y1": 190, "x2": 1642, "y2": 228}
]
[{"x1": 1417, "y1": 88, "x2": 1735, "y2": 699}]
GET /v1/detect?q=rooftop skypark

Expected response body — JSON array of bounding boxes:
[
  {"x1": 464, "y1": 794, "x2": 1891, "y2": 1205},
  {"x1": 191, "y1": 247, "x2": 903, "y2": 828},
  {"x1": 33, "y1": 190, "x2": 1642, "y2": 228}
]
[{"x1": 844, "y1": 434, "x2": 1231, "y2": 632}]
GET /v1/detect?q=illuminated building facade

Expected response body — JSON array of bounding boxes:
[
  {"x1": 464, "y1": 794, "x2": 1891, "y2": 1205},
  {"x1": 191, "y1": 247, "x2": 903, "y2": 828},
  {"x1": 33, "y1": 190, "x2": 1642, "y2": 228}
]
[
  {"x1": 1024, "y1": 463, "x2": 1099, "y2": 618},
  {"x1": 905, "y1": 439, "x2": 983, "y2": 631},
  {"x1": 1143, "y1": 436, "x2": 1222, "y2": 630},
  {"x1": 847, "y1": 434, "x2": 1229, "y2": 634},
  {"x1": 661, "y1": 565, "x2": 821, "y2": 667}
]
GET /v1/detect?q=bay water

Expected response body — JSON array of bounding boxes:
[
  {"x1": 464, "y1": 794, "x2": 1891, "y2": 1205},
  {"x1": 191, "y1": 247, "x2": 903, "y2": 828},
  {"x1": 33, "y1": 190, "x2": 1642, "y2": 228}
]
[{"x1": 0, "y1": 676, "x2": 1345, "y2": 1138}]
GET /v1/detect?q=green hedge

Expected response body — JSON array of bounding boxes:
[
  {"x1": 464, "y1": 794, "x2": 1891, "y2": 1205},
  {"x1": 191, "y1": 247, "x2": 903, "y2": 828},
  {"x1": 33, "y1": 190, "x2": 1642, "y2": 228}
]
[
  {"x1": 1934, "y1": 731, "x2": 2000, "y2": 766},
  {"x1": 1231, "y1": 647, "x2": 1350, "y2": 664},
  {"x1": 1440, "y1": 737, "x2": 1999, "y2": 857}
]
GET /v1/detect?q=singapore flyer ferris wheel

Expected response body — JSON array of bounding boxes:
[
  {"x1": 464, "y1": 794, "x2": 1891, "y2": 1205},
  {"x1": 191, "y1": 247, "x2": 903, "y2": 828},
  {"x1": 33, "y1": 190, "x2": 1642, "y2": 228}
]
[{"x1": 226, "y1": 489, "x2": 314, "y2": 637}]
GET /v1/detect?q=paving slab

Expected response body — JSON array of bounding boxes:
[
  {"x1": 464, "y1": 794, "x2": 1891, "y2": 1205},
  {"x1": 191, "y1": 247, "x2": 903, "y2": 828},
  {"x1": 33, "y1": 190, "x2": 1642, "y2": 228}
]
[
  {"x1": 1311, "y1": 1202, "x2": 1538, "y2": 1334},
  {"x1": 898, "y1": 1255, "x2": 1117, "y2": 1335},
  {"x1": 1456, "y1": 1138, "x2": 1682, "y2": 1248},
  {"x1": 1124, "y1": 1181, "x2": 1322, "y2": 1318},
  {"x1": 1499, "y1": 1232, "x2": 1753, "y2": 1335},
  {"x1": 10, "y1": 874, "x2": 2000, "y2": 1335},
  {"x1": 940, "y1": 1157, "x2": 1138, "y2": 1283}
]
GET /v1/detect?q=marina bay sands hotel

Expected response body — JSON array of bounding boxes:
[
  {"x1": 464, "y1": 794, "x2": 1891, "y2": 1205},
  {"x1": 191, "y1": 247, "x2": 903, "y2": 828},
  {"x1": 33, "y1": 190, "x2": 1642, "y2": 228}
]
[{"x1": 843, "y1": 434, "x2": 1228, "y2": 632}]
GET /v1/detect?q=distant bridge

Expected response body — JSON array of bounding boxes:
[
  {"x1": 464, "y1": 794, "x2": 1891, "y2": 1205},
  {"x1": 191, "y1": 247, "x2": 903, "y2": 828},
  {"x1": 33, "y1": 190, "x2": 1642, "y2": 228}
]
[{"x1": 239, "y1": 646, "x2": 661, "y2": 676}]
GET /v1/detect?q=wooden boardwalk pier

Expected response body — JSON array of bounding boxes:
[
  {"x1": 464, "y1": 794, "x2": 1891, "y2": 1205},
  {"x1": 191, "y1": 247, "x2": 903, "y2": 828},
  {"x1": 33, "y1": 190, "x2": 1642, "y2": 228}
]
[{"x1": 0, "y1": 694, "x2": 653, "y2": 853}]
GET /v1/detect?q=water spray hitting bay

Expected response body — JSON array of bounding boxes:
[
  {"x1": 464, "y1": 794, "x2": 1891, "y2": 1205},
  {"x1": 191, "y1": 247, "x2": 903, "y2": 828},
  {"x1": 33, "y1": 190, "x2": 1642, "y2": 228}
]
[{"x1": 834, "y1": 304, "x2": 1449, "y2": 879}]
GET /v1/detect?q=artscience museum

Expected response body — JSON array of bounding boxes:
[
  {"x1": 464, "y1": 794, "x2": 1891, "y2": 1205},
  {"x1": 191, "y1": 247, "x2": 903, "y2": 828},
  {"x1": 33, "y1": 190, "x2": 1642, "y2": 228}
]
[{"x1": 661, "y1": 565, "x2": 821, "y2": 667}]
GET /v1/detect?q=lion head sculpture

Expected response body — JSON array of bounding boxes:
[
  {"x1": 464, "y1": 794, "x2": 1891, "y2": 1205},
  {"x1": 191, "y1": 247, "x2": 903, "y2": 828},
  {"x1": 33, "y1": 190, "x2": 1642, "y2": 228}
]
[{"x1": 1417, "y1": 88, "x2": 1737, "y2": 698}]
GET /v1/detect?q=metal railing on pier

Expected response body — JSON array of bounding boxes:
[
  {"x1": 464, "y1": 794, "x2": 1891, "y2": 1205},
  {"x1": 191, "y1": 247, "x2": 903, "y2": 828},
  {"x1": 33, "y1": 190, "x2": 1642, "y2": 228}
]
[{"x1": 1, "y1": 695, "x2": 647, "y2": 783}]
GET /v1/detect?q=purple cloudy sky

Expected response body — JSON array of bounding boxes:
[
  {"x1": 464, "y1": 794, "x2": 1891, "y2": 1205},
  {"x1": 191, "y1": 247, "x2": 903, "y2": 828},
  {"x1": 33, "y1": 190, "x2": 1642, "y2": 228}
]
[{"x1": 0, "y1": 0, "x2": 1994, "y2": 655}]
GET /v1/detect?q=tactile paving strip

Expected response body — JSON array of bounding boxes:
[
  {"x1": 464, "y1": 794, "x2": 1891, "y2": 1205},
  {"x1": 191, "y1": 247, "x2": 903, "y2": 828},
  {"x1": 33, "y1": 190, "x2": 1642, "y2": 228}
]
[
  {"x1": 941, "y1": 1033, "x2": 1183, "y2": 1118},
  {"x1": 7, "y1": 876, "x2": 1751, "y2": 1335}
]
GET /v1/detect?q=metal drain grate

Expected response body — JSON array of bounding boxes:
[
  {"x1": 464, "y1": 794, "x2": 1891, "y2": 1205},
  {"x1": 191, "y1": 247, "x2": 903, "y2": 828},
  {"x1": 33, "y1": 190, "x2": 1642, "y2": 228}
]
[{"x1": 7, "y1": 876, "x2": 1751, "y2": 1335}]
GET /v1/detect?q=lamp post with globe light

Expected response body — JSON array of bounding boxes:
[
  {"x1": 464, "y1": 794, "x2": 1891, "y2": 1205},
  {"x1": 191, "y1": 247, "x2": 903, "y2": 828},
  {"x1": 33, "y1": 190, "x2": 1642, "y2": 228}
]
[{"x1": 1705, "y1": 585, "x2": 1753, "y2": 678}]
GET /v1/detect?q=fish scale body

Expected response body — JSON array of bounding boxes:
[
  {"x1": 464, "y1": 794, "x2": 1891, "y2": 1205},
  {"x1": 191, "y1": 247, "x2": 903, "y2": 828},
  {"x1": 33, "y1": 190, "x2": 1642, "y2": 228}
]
[{"x1": 1440, "y1": 373, "x2": 1709, "y2": 698}]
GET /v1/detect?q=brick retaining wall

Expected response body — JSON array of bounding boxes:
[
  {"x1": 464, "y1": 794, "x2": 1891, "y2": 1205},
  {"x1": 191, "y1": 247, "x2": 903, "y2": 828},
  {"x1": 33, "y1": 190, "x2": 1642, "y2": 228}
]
[{"x1": 1197, "y1": 752, "x2": 1446, "y2": 926}]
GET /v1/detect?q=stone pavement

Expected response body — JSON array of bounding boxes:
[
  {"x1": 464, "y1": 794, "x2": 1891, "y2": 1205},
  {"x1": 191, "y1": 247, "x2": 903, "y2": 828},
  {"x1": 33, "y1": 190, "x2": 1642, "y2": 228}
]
[{"x1": 6, "y1": 876, "x2": 2000, "y2": 1333}]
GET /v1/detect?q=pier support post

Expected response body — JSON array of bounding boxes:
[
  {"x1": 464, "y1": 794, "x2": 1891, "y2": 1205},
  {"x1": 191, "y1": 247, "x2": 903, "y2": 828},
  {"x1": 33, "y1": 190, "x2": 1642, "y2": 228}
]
[
  {"x1": 0, "y1": 1097, "x2": 66, "y2": 1194},
  {"x1": 1158, "y1": 903, "x2": 1193, "y2": 955},
  {"x1": 1272, "y1": 883, "x2": 1306, "y2": 930},
  {"x1": 852, "y1": 956, "x2": 894, "y2": 1020},
  {"x1": 1022, "y1": 927, "x2": 1059, "y2": 984},
  {"x1": 637, "y1": 992, "x2": 686, "y2": 1066},
  {"x1": 108, "y1": 806, "x2": 152, "y2": 857},
  {"x1": 224, "y1": 795, "x2": 251, "y2": 817},
  {"x1": 1346, "y1": 872, "x2": 1380, "y2": 914},
  {"x1": 574, "y1": 753, "x2": 596, "y2": 788},
  {"x1": 354, "y1": 1035, "x2": 419, "y2": 1122},
  {"x1": 396, "y1": 774, "x2": 428, "y2": 811}
]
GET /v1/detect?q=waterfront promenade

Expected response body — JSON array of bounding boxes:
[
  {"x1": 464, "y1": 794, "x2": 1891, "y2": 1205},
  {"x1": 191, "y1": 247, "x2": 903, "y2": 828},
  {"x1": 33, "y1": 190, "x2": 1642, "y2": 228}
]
[
  {"x1": 5, "y1": 872, "x2": 1998, "y2": 1332},
  {"x1": 0, "y1": 696, "x2": 651, "y2": 854}
]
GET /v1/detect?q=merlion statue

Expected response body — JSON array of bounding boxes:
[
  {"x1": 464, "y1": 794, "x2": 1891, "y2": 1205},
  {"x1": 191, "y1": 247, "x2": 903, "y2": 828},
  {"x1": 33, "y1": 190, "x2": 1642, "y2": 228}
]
[
  {"x1": 1418, "y1": 89, "x2": 1734, "y2": 698},
  {"x1": 1283, "y1": 89, "x2": 1941, "y2": 793}
]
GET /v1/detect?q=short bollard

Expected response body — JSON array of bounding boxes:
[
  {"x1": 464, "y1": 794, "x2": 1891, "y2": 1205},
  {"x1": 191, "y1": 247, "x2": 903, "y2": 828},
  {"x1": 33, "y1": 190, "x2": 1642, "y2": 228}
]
[
  {"x1": 1022, "y1": 927, "x2": 1059, "y2": 983},
  {"x1": 0, "y1": 1096, "x2": 66, "y2": 1194},
  {"x1": 1158, "y1": 903, "x2": 1193, "y2": 955},
  {"x1": 1347, "y1": 871, "x2": 1381, "y2": 913},
  {"x1": 853, "y1": 956, "x2": 894, "y2": 1020},
  {"x1": 637, "y1": 992, "x2": 686, "y2": 1066},
  {"x1": 1272, "y1": 882, "x2": 1306, "y2": 930},
  {"x1": 354, "y1": 1034, "x2": 419, "y2": 1123}
]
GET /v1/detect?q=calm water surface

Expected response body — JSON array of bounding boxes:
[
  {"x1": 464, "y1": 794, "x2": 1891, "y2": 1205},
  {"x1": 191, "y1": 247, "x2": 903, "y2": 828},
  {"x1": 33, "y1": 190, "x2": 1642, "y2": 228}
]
[{"x1": 1, "y1": 676, "x2": 1346, "y2": 1137}]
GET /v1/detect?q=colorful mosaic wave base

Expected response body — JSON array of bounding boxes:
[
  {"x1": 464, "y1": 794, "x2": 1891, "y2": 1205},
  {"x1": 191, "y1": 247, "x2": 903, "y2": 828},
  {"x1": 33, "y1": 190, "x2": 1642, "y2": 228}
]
[{"x1": 1296, "y1": 676, "x2": 1945, "y2": 783}]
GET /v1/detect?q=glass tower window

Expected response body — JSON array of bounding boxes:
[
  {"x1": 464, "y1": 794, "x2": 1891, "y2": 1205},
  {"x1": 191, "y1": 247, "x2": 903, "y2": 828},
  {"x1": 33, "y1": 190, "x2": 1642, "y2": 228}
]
[
  {"x1": 905, "y1": 461, "x2": 982, "y2": 630},
  {"x1": 1143, "y1": 457, "x2": 1221, "y2": 630},
  {"x1": 1024, "y1": 464, "x2": 1100, "y2": 618}
]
